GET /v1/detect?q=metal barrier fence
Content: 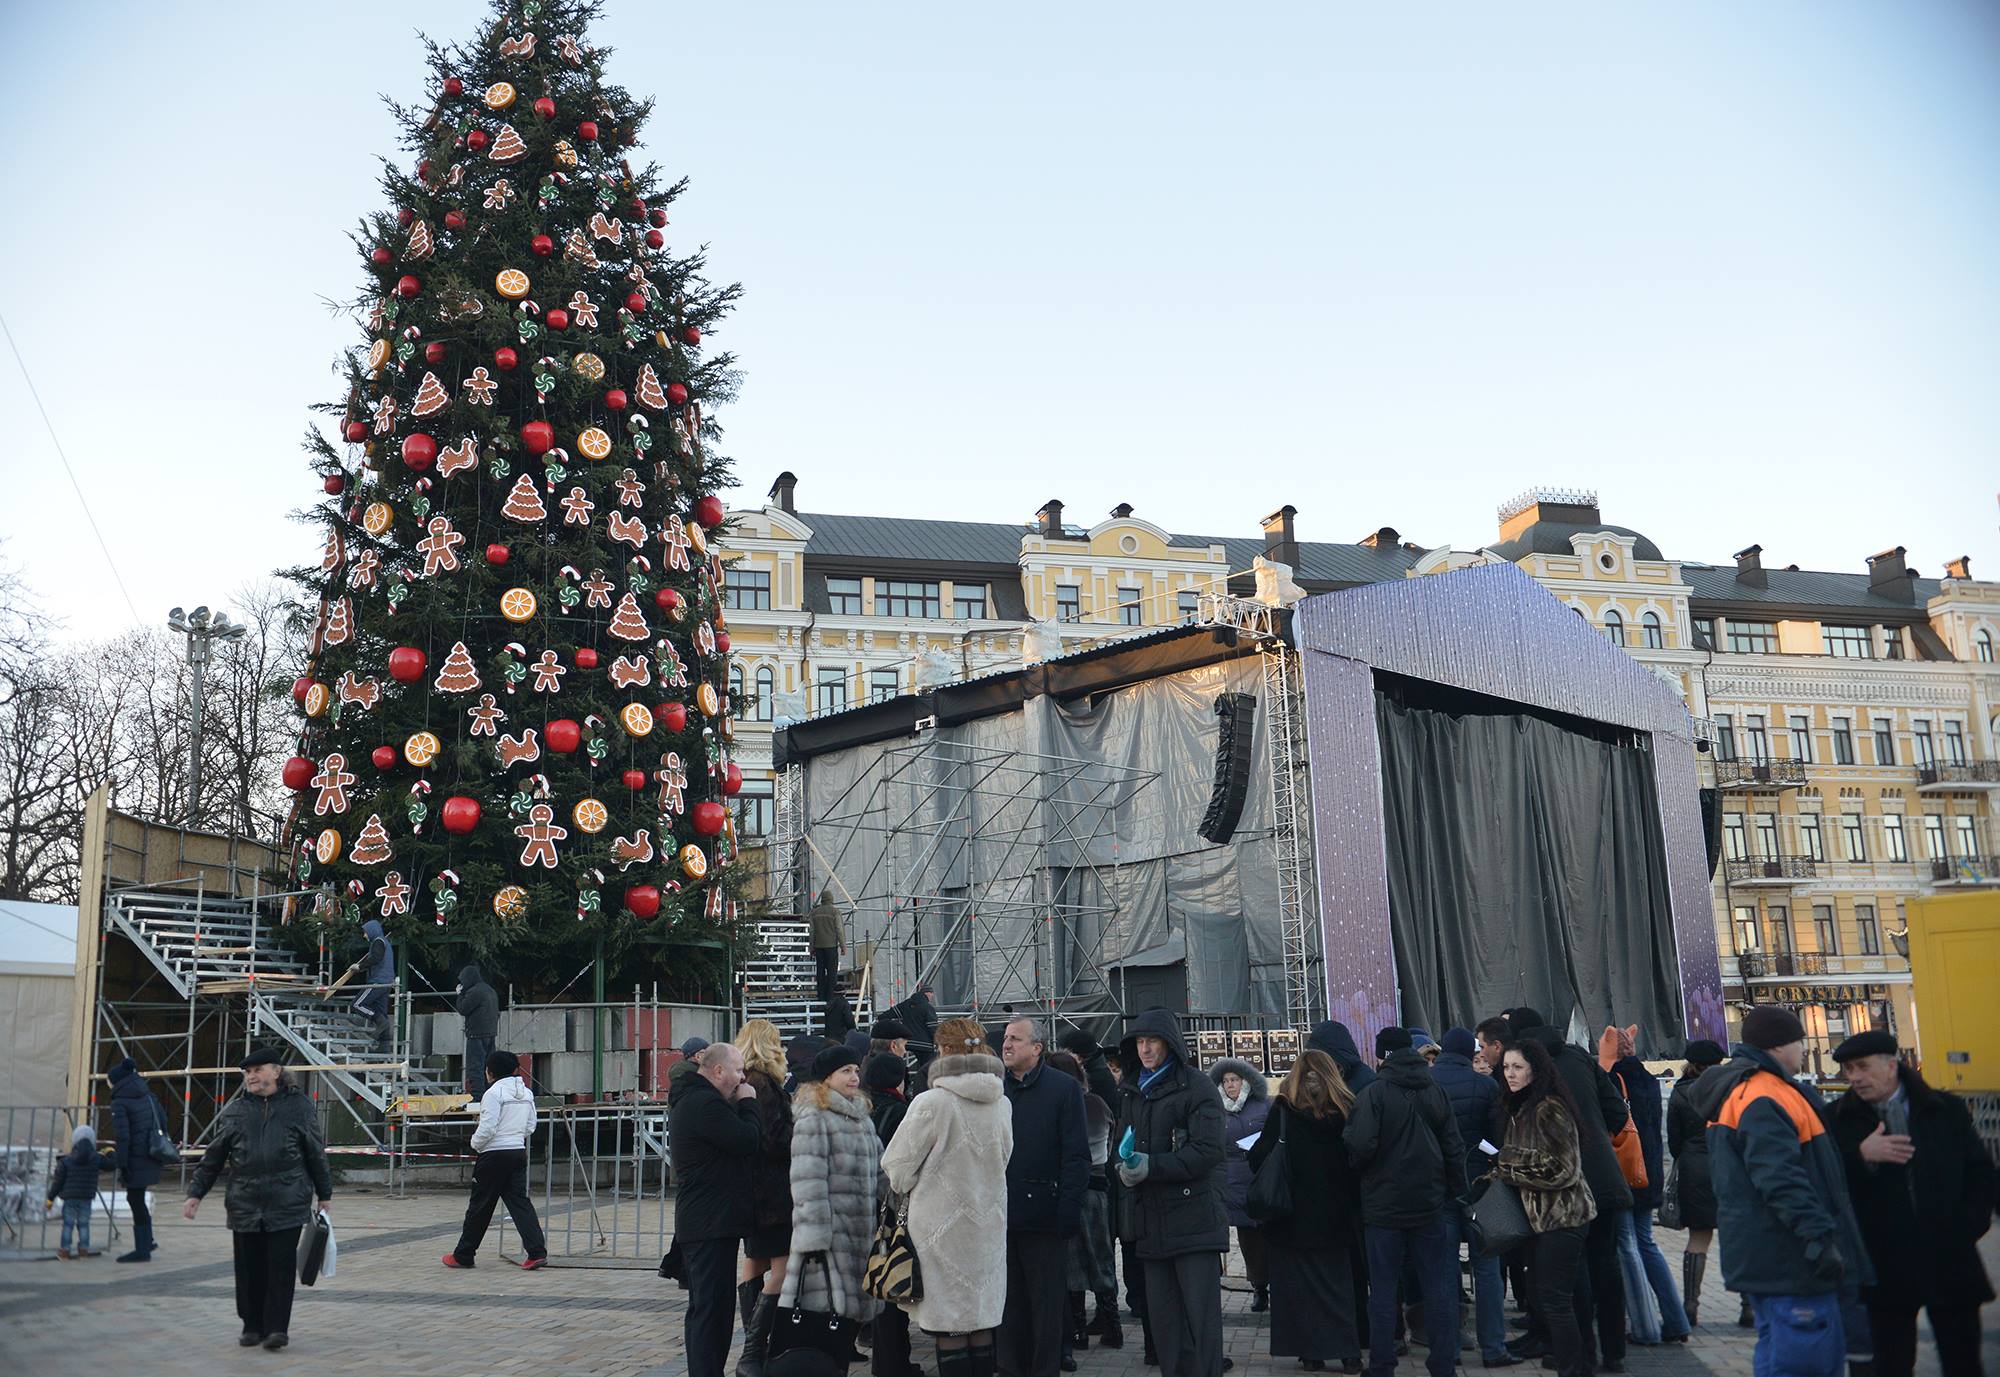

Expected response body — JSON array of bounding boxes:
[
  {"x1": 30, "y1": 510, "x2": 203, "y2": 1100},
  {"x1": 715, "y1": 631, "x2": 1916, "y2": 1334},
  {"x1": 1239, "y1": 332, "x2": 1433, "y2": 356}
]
[
  {"x1": 0, "y1": 1105, "x2": 142, "y2": 1259},
  {"x1": 497, "y1": 1101, "x2": 673, "y2": 1268}
]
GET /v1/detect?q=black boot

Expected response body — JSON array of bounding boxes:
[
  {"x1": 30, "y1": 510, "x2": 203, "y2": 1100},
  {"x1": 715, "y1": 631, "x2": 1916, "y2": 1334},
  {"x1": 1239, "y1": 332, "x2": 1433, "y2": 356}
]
[
  {"x1": 936, "y1": 1348, "x2": 972, "y2": 1377},
  {"x1": 1738, "y1": 1295, "x2": 1755, "y2": 1329},
  {"x1": 1069, "y1": 1290, "x2": 1090, "y2": 1348},
  {"x1": 735, "y1": 1293, "x2": 777, "y2": 1377},
  {"x1": 1682, "y1": 1254, "x2": 1706, "y2": 1328},
  {"x1": 738, "y1": 1278, "x2": 763, "y2": 1331},
  {"x1": 1252, "y1": 1284, "x2": 1269, "y2": 1313},
  {"x1": 1096, "y1": 1292, "x2": 1124, "y2": 1350},
  {"x1": 968, "y1": 1342, "x2": 998, "y2": 1377}
]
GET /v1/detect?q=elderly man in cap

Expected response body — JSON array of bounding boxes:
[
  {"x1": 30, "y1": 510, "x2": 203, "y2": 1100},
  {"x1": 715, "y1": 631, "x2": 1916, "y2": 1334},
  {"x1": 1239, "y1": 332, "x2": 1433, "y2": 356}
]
[
  {"x1": 1826, "y1": 1030, "x2": 1994, "y2": 1377},
  {"x1": 1686, "y1": 1007, "x2": 1872, "y2": 1377}
]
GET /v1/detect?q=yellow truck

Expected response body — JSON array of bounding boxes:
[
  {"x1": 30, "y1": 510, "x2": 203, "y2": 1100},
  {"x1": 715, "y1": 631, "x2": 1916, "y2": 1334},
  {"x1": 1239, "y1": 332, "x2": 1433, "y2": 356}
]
[{"x1": 1905, "y1": 890, "x2": 2000, "y2": 1093}]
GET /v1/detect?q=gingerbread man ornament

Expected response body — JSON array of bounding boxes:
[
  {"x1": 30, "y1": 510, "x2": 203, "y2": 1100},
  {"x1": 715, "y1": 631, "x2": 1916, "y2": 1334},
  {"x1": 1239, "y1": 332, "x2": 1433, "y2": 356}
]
[
  {"x1": 417, "y1": 515, "x2": 464, "y2": 576},
  {"x1": 312, "y1": 753, "x2": 356, "y2": 816},
  {"x1": 514, "y1": 802, "x2": 567, "y2": 868}
]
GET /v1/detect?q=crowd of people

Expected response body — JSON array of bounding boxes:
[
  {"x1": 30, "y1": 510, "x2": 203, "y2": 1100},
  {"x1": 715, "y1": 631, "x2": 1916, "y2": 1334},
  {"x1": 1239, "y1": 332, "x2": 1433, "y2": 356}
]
[{"x1": 80, "y1": 999, "x2": 1991, "y2": 1377}]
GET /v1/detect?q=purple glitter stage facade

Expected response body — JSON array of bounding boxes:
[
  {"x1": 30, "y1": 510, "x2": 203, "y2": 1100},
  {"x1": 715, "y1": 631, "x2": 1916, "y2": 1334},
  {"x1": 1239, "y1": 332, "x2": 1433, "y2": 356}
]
[{"x1": 1293, "y1": 563, "x2": 1725, "y2": 1052}]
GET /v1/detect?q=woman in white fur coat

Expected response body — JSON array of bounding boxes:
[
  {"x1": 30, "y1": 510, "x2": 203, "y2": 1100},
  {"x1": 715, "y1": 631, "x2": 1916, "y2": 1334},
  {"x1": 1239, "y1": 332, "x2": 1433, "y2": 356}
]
[
  {"x1": 879, "y1": 1017, "x2": 1013, "y2": 1377},
  {"x1": 782, "y1": 1044, "x2": 882, "y2": 1330}
]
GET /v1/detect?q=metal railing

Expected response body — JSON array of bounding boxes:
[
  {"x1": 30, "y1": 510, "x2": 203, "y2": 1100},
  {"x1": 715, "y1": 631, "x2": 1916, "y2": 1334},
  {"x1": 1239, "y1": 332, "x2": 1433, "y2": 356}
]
[
  {"x1": 0, "y1": 1105, "x2": 136, "y2": 1259},
  {"x1": 1724, "y1": 855, "x2": 1816, "y2": 883},
  {"x1": 1714, "y1": 757, "x2": 1807, "y2": 789},
  {"x1": 1916, "y1": 761, "x2": 2000, "y2": 788},
  {"x1": 1930, "y1": 855, "x2": 2000, "y2": 884},
  {"x1": 498, "y1": 1101, "x2": 673, "y2": 1268}
]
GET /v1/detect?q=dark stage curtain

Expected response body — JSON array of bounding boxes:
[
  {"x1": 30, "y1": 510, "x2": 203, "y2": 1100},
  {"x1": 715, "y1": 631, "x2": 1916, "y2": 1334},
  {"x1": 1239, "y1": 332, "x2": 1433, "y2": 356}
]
[{"x1": 1372, "y1": 674, "x2": 1685, "y2": 1046}]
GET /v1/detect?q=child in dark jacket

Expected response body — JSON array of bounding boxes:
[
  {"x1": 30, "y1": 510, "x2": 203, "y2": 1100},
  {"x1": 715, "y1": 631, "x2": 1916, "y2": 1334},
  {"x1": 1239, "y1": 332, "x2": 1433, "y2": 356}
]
[{"x1": 46, "y1": 1124, "x2": 107, "y2": 1259}]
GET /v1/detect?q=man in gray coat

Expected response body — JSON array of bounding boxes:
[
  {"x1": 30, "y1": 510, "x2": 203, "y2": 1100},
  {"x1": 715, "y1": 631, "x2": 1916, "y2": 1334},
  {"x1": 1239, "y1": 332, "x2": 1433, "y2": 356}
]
[{"x1": 456, "y1": 964, "x2": 499, "y2": 1099}]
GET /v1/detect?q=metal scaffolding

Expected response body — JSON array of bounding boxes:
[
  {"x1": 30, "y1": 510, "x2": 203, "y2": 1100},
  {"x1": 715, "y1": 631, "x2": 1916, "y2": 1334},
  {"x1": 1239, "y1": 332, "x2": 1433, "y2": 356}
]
[{"x1": 1261, "y1": 637, "x2": 1325, "y2": 1030}]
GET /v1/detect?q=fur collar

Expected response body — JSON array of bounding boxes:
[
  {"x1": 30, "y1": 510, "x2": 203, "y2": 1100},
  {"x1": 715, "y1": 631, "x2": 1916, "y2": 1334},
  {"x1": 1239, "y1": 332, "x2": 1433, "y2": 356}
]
[{"x1": 928, "y1": 1053, "x2": 1005, "y2": 1102}]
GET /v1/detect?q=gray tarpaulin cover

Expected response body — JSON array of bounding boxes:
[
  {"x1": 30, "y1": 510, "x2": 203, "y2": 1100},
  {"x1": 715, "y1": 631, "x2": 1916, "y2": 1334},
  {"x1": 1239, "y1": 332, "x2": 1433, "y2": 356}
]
[{"x1": 805, "y1": 657, "x2": 1286, "y2": 1018}]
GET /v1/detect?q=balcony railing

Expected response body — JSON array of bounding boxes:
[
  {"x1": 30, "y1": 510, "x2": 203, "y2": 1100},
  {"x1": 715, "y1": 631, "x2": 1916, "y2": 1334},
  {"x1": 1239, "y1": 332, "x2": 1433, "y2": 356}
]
[
  {"x1": 1736, "y1": 952, "x2": 1830, "y2": 979},
  {"x1": 1725, "y1": 854, "x2": 1816, "y2": 884},
  {"x1": 1930, "y1": 855, "x2": 2000, "y2": 885},
  {"x1": 1714, "y1": 757, "x2": 1807, "y2": 790},
  {"x1": 1916, "y1": 761, "x2": 2000, "y2": 790}
]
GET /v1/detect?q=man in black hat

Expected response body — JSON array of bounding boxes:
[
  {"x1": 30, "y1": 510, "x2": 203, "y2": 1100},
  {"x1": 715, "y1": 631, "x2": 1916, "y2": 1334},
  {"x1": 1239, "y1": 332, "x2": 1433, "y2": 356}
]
[
  {"x1": 1826, "y1": 1031, "x2": 1994, "y2": 1377},
  {"x1": 1685, "y1": 1007, "x2": 1871, "y2": 1377}
]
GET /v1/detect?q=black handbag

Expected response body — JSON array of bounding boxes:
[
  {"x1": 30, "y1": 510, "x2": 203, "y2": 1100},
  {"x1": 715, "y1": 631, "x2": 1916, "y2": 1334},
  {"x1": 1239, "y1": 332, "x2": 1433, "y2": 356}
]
[
  {"x1": 298, "y1": 1210, "x2": 333, "y2": 1286},
  {"x1": 1465, "y1": 1177, "x2": 1532, "y2": 1258},
  {"x1": 1657, "y1": 1161, "x2": 1685, "y2": 1231},
  {"x1": 1246, "y1": 1102, "x2": 1293, "y2": 1222},
  {"x1": 770, "y1": 1253, "x2": 860, "y2": 1364}
]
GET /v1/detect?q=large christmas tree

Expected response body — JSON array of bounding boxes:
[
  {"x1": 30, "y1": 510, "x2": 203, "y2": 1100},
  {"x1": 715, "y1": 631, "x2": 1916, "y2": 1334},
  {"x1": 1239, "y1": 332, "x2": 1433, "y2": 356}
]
[{"x1": 280, "y1": 0, "x2": 744, "y2": 965}]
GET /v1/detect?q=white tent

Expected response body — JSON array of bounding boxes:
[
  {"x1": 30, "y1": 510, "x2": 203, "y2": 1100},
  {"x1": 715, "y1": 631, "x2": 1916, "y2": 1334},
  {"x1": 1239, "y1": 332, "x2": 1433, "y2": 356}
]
[{"x1": 0, "y1": 900, "x2": 78, "y2": 1108}]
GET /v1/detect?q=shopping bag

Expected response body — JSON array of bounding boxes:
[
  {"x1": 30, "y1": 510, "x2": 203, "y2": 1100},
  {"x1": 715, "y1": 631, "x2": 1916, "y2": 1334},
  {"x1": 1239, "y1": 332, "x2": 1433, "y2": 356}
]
[{"x1": 299, "y1": 1210, "x2": 334, "y2": 1286}]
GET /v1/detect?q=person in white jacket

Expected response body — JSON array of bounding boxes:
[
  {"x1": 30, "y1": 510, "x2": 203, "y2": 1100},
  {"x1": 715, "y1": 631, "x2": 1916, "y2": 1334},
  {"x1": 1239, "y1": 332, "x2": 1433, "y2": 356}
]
[{"x1": 444, "y1": 1049, "x2": 548, "y2": 1269}]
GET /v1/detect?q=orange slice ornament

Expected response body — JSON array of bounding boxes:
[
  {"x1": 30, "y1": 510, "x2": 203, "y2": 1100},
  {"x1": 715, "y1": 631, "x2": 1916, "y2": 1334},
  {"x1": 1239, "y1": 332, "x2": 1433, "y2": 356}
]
[
  {"x1": 362, "y1": 502, "x2": 395, "y2": 536},
  {"x1": 696, "y1": 682, "x2": 722, "y2": 717},
  {"x1": 500, "y1": 587, "x2": 538, "y2": 623},
  {"x1": 577, "y1": 427, "x2": 613, "y2": 460},
  {"x1": 484, "y1": 81, "x2": 517, "y2": 110},
  {"x1": 403, "y1": 731, "x2": 442, "y2": 767},
  {"x1": 492, "y1": 884, "x2": 528, "y2": 920},
  {"x1": 366, "y1": 339, "x2": 390, "y2": 375},
  {"x1": 315, "y1": 828, "x2": 343, "y2": 864},
  {"x1": 619, "y1": 702, "x2": 655, "y2": 737},
  {"x1": 572, "y1": 798, "x2": 609, "y2": 834},
  {"x1": 495, "y1": 268, "x2": 531, "y2": 300},
  {"x1": 572, "y1": 352, "x2": 605, "y2": 380},
  {"x1": 679, "y1": 843, "x2": 709, "y2": 880},
  {"x1": 303, "y1": 682, "x2": 331, "y2": 718}
]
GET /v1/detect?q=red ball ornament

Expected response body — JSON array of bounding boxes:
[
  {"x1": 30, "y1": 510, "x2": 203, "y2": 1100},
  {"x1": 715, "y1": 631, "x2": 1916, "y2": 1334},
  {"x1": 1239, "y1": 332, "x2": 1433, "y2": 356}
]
[
  {"x1": 494, "y1": 346, "x2": 519, "y2": 370},
  {"x1": 344, "y1": 421, "x2": 368, "y2": 442},
  {"x1": 546, "y1": 718, "x2": 582, "y2": 753},
  {"x1": 531, "y1": 233, "x2": 554, "y2": 257},
  {"x1": 721, "y1": 762, "x2": 744, "y2": 797},
  {"x1": 402, "y1": 433, "x2": 438, "y2": 471},
  {"x1": 533, "y1": 96, "x2": 557, "y2": 120},
  {"x1": 574, "y1": 647, "x2": 600, "y2": 669},
  {"x1": 577, "y1": 120, "x2": 599, "y2": 142},
  {"x1": 371, "y1": 745, "x2": 399, "y2": 771},
  {"x1": 693, "y1": 494, "x2": 726, "y2": 528},
  {"x1": 370, "y1": 246, "x2": 392, "y2": 266},
  {"x1": 645, "y1": 229, "x2": 664, "y2": 250},
  {"x1": 424, "y1": 341, "x2": 446, "y2": 364},
  {"x1": 682, "y1": 325, "x2": 701, "y2": 346},
  {"x1": 440, "y1": 796, "x2": 482, "y2": 835},
  {"x1": 714, "y1": 629, "x2": 731, "y2": 655},
  {"x1": 387, "y1": 646, "x2": 428, "y2": 683},
  {"x1": 485, "y1": 542, "x2": 510, "y2": 565},
  {"x1": 443, "y1": 210, "x2": 465, "y2": 231},
  {"x1": 323, "y1": 474, "x2": 346, "y2": 496},
  {"x1": 397, "y1": 207, "x2": 416, "y2": 228},
  {"x1": 653, "y1": 587, "x2": 682, "y2": 614},
  {"x1": 691, "y1": 801, "x2": 728, "y2": 837},
  {"x1": 465, "y1": 129, "x2": 489, "y2": 152},
  {"x1": 650, "y1": 208, "x2": 668, "y2": 228},
  {"x1": 544, "y1": 307, "x2": 569, "y2": 331},
  {"x1": 281, "y1": 756, "x2": 315, "y2": 791},
  {"x1": 625, "y1": 292, "x2": 647, "y2": 314},
  {"x1": 625, "y1": 884, "x2": 661, "y2": 920},
  {"x1": 444, "y1": 75, "x2": 465, "y2": 97},
  {"x1": 521, "y1": 420, "x2": 555, "y2": 455},
  {"x1": 604, "y1": 388, "x2": 628, "y2": 411},
  {"x1": 291, "y1": 677, "x2": 315, "y2": 703},
  {"x1": 630, "y1": 198, "x2": 647, "y2": 218},
  {"x1": 666, "y1": 382, "x2": 690, "y2": 406},
  {"x1": 396, "y1": 274, "x2": 421, "y2": 299},
  {"x1": 622, "y1": 768, "x2": 647, "y2": 791},
  {"x1": 417, "y1": 159, "x2": 432, "y2": 180},
  {"x1": 658, "y1": 701, "x2": 688, "y2": 733}
]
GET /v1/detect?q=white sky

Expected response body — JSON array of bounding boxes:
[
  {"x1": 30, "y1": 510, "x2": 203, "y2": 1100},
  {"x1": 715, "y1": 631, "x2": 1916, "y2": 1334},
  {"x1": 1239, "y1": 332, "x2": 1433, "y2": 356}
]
[{"x1": 2, "y1": 1, "x2": 1996, "y2": 641}]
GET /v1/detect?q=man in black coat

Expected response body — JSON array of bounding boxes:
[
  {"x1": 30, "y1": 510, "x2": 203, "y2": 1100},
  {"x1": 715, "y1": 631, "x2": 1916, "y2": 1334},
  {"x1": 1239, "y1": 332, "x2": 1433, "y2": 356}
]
[
  {"x1": 1058, "y1": 1027, "x2": 1127, "y2": 1344},
  {"x1": 455, "y1": 964, "x2": 499, "y2": 1099},
  {"x1": 1344, "y1": 1028, "x2": 1467, "y2": 1377},
  {"x1": 667, "y1": 1042, "x2": 762, "y2": 1377},
  {"x1": 1827, "y1": 1032, "x2": 1995, "y2": 1377},
  {"x1": 1002, "y1": 1016, "x2": 1090, "y2": 1377},
  {"x1": 1432, "y1": 1028, "x2": 1512, "y2": 1366}
]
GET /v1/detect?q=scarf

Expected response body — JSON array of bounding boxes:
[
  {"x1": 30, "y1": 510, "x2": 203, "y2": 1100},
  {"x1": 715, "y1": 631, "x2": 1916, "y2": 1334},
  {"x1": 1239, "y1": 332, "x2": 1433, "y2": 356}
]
[
  {"x1": 1139, "y1": 1059, "x2": 1175, "y2": 1094},
  {"x1": 1222, "y1": 1087, "x2": 1249, "y2": 1113}
]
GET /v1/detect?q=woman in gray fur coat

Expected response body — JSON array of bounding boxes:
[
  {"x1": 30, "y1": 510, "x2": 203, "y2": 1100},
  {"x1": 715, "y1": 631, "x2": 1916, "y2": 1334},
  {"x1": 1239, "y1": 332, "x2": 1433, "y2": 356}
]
[{"x1": 782, "y1": 1044, "x2": 882, "y2": 1331}]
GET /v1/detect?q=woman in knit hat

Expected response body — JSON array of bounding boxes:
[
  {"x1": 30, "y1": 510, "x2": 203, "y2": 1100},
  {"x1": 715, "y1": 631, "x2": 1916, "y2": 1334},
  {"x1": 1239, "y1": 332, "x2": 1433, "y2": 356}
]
[{"x1": 776, "y1": 1045, "x2": 880, "y2": 1355}]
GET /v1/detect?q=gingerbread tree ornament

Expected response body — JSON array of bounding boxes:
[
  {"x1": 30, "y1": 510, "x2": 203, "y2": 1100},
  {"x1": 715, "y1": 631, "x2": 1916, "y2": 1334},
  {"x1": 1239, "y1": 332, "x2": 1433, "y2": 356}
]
[
  {"x1": 406, "y1": 220, "x2": 436, "y2": 260},
  {"x1": 411, "y1": 371, "x2": 451, "y2": 417},
  {"x1": 349, "y1": 814, "x2": 394, "y2": 866},
  {"x1": 501, "y1": 472, "x2": 547, "y2": 523},
  {"x1": 435, "y1": 641, "x2": 481, "y2": 693},
  {"x1": 607, "y1": 592, "x2": 650, "y2": 642},
  {"x1": 636, "y1": 363, "x2": 670, "y2": 410}
]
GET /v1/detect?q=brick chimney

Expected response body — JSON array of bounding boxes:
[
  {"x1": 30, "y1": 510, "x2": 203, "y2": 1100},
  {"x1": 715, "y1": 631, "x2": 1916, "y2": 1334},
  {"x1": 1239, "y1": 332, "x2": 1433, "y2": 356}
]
[
  {"x1": 1733, "y1": 543, "x2": 1766, "y2": 589},
  {"x1": 1359, "y1": 526, "x2": 1400, "y2": 550},
  {"x1": 1035, "y1": 499, "x2": 1065, "y2": 538},
  {"x1": 1261, "y1": 506, "x2": 1300, "y2": 568},
  {"x1": 1868, "y1": 546, "x2": 1913, "y2": 601},
  {"x1": 768, "y1": 470, "x2": 798, "y2": 515},
  {"x1": 1110, "y1": 502, "x2": 1135, "y2": 519},
  {"x1": 1945, "y1": 555, "x2": 1972, "y2": 580}
]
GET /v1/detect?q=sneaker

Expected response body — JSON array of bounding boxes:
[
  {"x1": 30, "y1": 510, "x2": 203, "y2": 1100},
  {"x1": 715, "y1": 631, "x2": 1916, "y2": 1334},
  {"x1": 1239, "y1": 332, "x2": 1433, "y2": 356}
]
[
  {"x1": 262, "y1": 1334, "x2": 289, "y2": 1351},
  {"x1": 442, "y1": 1253, "x2": 473, "y2": 1268},
  {"x1": 55, "y1": 1249, "x2": 71, "y2": 1261},
  {"x1": 520, "y1": 1256, "x2": 548, "y2": 1270}
]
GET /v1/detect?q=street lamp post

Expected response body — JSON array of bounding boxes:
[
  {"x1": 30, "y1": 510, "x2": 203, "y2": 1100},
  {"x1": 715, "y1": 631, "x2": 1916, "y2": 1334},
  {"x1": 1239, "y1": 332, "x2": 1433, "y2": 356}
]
[{"x1": 166, "y1": 605, "x2": 247, "y2": 828}]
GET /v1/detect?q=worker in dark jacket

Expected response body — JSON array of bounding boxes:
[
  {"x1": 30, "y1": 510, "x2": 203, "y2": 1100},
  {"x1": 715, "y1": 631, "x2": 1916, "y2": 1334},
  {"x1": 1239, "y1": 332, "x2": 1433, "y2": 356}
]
[
  {"x1": 1309, "y1": 1019, "x2": 1377, "y2": 1092},
  {"x1": 1513, "y1": 1012, "x2": 1633, "y2": 1371},
  {"x1": 1344, "y1": 1027, "x2": 1467, "y2": 1377},
  {"x1": 1116, "y1": 1008, "x2": 1227, "y2": 1377},
  {"x1": 1001, "y1": 1016, "x2": 1089, "y2": 1377},
  {"x1": 1686, "y1": 1008, "x2": 1871, "y2": 1377},
  {"x1": 456, "y1": 964, "x2": 499, "y2": 1099},
  {"x1": 346, "y1": 918, "x2": 395, "y2": 1048},
  {"x1": 1433, "y1": 1027, "x2": 1511, "y2": 1365},
  {"x1": 109, "y1": 1056, "x2": 165, "y2": 1262},
  {"x1": 1826, "y1": 1031, "x2": 1994, "y2": 1377},
  {"x1": 668, "y1": 1042, "x2": 763, "y2": 1377},
  {"x1": 809, "y1": 887, "x2": 843, "y2": 1003},
  {"x1": 184, "y1": 1048, "x2": 334, "y2": 1351}
]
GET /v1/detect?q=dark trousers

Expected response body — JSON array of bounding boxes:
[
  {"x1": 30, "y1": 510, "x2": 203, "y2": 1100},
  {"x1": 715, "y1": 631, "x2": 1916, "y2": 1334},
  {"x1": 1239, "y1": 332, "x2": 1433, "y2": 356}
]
[
  {"x1": 232, "y1": 1226, "x2": 303, "y2": 1338},
  {"x1": 453, "y1": 1148, "x2": 546, "y2": 1262},
  {"x1": 1143, "y1": 1252, "x2": 1223, "y2": 1377},
  {"x1": 1572, "y1": 1208, "x2": 1627, "y2": 1365},
  {"x1": 464, "y1": 1036, "x2": 494, "y2": 1098},
  {"x1": 874, "y1": 1299, "x2": 915, "y2": 1377},
  {"x1": 128, "y1": 1187, "x2": 155, "y2": 1253},
  {"x1": 1001, "y1": 1231, "x2": 1069, "y2": 1376},
  {"x1": 1530, "y1": 1227, "x2": 1589, "y2": 1377},
  {"x1": 1364, "y1": 1220, "x2": 1459, "y2": 1377},
  {"x1": 814, "y1": 946, "x2": 838, "y2": 1002},
  {"x1": 1238, "y1": 1225, "x2": 1270, "y2": 1291},
  {"x1": 1869, "y1": 1299, "x2": 1984, "y2": 1377},
  {"x1": 683, "y1": 1237, "x2": 740, "y2": 1377}
]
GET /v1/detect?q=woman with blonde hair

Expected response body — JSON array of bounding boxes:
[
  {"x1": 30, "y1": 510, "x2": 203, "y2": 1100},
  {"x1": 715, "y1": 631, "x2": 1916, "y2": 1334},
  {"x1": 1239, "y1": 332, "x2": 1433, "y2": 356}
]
[
  {"x1": 1249, "y1": 1048, "x2": 1365, "y2": 1372},
  {"x1": 778, "y1": 1045, "x2": 881, "y2": 1364},
  {"x1": 732, "y1": 1018, "x2": 795, "y2": 1377},
  {"x1": 880, "y1": 1016, "x2": 1013, "y2": 1377}
]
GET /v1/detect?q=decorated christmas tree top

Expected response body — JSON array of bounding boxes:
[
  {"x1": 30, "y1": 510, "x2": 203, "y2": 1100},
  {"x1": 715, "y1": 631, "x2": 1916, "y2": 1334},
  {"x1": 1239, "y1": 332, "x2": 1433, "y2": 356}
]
[{"x1": 280, "y1": 0, "x2": 744, "y2": 958}]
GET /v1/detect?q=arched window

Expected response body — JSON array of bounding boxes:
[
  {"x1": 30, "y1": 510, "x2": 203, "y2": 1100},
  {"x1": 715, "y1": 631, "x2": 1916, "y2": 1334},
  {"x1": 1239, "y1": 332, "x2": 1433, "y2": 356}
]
[
  {"x1": 1603, "y1": 610, "x2": 1625, "y2": 647},
  {"x1": 1642, "y1": 611, "x2": 1664, "y2": 649},
  {"x1": 1979, "y1": 629, "x2": 1996, "y2": 663},
  {"x1": 754, "y1": 666, "x2": 775, "y2": 721},
  {"x1": 729, "y1": 664, "x2": 744, "y2": 708}
]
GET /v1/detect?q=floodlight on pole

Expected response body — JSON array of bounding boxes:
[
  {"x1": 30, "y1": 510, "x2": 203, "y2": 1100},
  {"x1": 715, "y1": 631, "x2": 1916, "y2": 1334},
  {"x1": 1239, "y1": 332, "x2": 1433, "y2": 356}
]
[{"x1": 166, "y1": 603, "x2": 249, "y2": 827}]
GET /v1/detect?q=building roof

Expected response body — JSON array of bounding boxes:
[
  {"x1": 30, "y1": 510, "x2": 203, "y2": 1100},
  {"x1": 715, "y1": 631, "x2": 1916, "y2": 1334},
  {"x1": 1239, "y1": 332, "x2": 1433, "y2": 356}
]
[
  {"x1": 1207, "y1": 537, "x2": 1424, "y2": 586},
  {"x1": 0, "y1": 899, "x2": 78, "y2": 976},
  {"x1": 1486, "y1": 521, "x2": 1664, "y2": 563},
  {"x1": 1682, "y1": 564, "x2": 1943, "y2": 617}
]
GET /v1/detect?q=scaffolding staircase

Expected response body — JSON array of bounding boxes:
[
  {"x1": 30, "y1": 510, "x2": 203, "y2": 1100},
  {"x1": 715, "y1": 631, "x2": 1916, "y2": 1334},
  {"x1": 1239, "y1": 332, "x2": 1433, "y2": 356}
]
[
  {"x1": 106, "y1": 889, "x2": 458, "y2": 1116},
  {"x1": 738, "y1": 915, "x2": 873, "y2": 1038}
]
